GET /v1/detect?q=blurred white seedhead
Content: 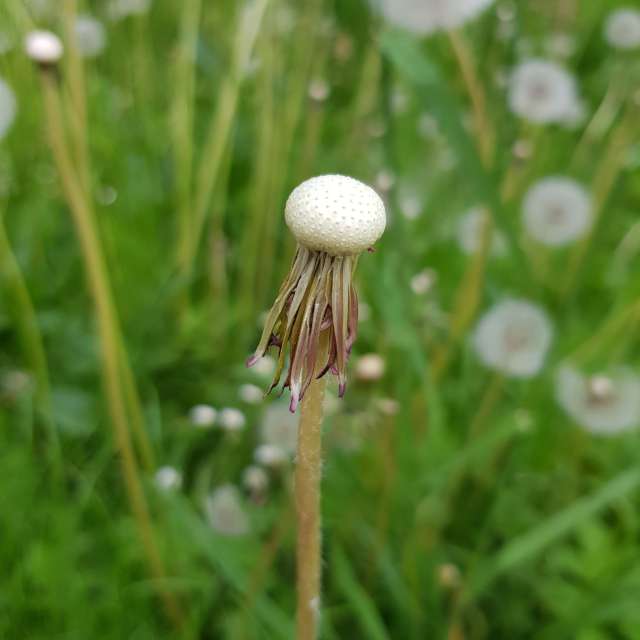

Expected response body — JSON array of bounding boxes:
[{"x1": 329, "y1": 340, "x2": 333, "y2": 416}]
[
  {"x1": 254, "y1": 444, "x2": 288, "y2": 467},
  {"x1": 410, "y1": 268, "x2": 437, "y2": 295},
  {"x1": 239, "y1": 383, "x2": 263, "y2": 405},
  {"x1": 188, "y1": 404, "x2": 217, "y2": 428},
  {"x1": 355, "y1": 353, "x2": 386, "y2": 382},
  {"x1": 308, "y1": 78, "x2": 331, "y2": 103},
  {"x1": 508, "y1": 59, "x2": 580, "y2": 124},
  {"x1": 545, "y1": 33, "x2": 576, "y2": 59},
  {"x1": 248, "y1": 175, "x2": 386, "y2": 410},
  {"x1": 522, "y1": 177, "x2": 592, "y2": 247},
  {"x1": 250, "y1": 353, "x2": 276, "y2": 378},
  {"x1": 205, "y1": 485, "x2": 249, "y2": 536},
  {"x1": 154, "y1": 466, "x2": 182, "y2": 491},
  {"x1": 25, "y1": 30, "x2": 63, "y2": 65},
  {"x1": 473, "y1": 299, "x2": 553, "y2": 378},
  {"x1": 107, "y1": 0, "x2": 152, "y2": 20},
  {"x1": 0, "y1": 78, "x2": 16, "y2": 140},
  {"x1": 260, "y1": 402, "x2": 298, "y2": 455},
  {"x1": 604, "y1": 8, "x2": 640, "y2": 50},
  {"x1": 242, "y1": 465, "x2": 269, "y2": 494},
  {"x1": 73, "y1": 15, "x2": 107, "y2": 58},
  {"x1": 456, "y1": 207, "x2": 507, "y2": 257},
  {"x1": 377, "y1": 0, "x2": 494, "y2": 35},
  {"x1": 218, "y1": 407, "x2": 246, "y2": 432},
  {"x1": 556, "y1": 366, "x2": 640, "y2": 435}
]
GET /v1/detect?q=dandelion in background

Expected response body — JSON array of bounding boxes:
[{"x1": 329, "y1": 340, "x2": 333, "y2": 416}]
[
  {"x1": 0, "y1": 78, "x2": 16, "y2": 140},
  {"x1": 154, "y1": 466, "x2": 182, "y2": 491},
  {"x1": 522, "y1": 177, "x2": 592, "y2": 247},
  {"x1": 378, "y1": 0, "x2": 494, "y2": 35},
  {"x1": 188, "y1": 404, "x2": 217, "y2": 428},
  {"x1": 73, "y1": 15, "x2": 107, "y2": 58},
  {"x1": 107, "y1": 0, "x2": 152, "y2": 20},
  {"x1": 250, "y1": 353, "x2": 276, "y2": 378},
  {"x1": 242, "y1": 465, "x2": 269, "y2": 495},
  {"x1": 247, "y1": 174, "x2": 385, "y2": 410},
  {"x1": 254, "y1": 444, "x2": 288, "y2": 467},
  {"x1": 508, "y1": 59, "x2": 580, "y2": 124},
  {"x1": 473, "y1": 299, "x2": 553, "y2": 378},
  {"x1": 24, "y1": 30, "x2": 64, "y2": 65},
  {"x1": 545, "y1": 33, "x2": 576, "y2": 59},
  {"x1": 556, "y1": 366, "x2": 640, "y2": 435},
  {"x1": 410, "y1": 268, "x2": 437, "y2": 295},
  {"x1": 204, "y1": 485, "x2": 249, "y2": 536},
  {"x1": 239, "y1": 383, "x2": 263, "y2": 404},
  {"x1": 260, "y1": 402, "x2": 298, "y2": 455},
  {"x1": 604, "y1": 8, "x2": 640, "y2": 50},
  {"x1": 218, "y1": 407, "x2": 246, "y2": 432},
  {"x1": 355, "y1": 353, "x2": 386, "y2": 381},
  {"x1": 456, "y1": 207, "x2": 507, "y2": 256}
]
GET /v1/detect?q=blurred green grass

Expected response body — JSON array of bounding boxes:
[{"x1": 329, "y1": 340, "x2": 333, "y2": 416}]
[{"x1": 1, "y1": 0, "x2": 640, "y2": 638}]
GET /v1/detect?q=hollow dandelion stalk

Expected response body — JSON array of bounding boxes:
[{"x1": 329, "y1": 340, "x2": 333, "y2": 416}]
[{"x1": 248, "y1": 174, "x2": 386, "y2": 638}]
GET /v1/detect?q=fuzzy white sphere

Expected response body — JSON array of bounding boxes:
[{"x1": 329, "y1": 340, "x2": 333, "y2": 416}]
[
  {"x1": 522, "y1": 177, "x2": 592, "y2": 247},
  {"x1": 218, "y1": 407, "x2": 246, "y2": 432},
  {"x1": 0, "y1": 78, "x2": 17, "y2": 140},
  {"x1": 204, "y1": 485, "x2": 249, "y2": 536},
  {"x1": 456, "y1": 207, "x2": 507, "y2": 257},
  {"x1": 355, "y1": 353, "x2": 386, "y2": 381},
  {"x1": 188, "y1": 404, "x2": 217, "y2": 428},
  {"x1": 473, "y1": 299, "x2": 553, "y2": 378},
  {"x1": 24, "y1": 30, "x2": 63, "y2": 64},
  {"x1": 285, "y1": 174, "x2": 386, "y2": 255},
  {"x1": 154, "y1": 466, "x2": 182, "y2": 491},
  {"x1": 378, "y1": 0, "x2": 494, "y2": 35},
  {"x1": 556, "y1": 366, "x2": 640, "y2": 435},
  {"x1": 242, "y1": 465, "x2": 269, "y2": 493},
  {"x1": 508, "y1": 59, "x2": 579, "y2": 124},
  {"x1": 74, "y1": 15, "x2": 107, "y2": 58},
  {"x1": 604, "y1": 8, "x2": 640, "y2": 50}
]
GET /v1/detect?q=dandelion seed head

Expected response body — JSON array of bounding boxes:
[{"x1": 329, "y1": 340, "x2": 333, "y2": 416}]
[
  {"x1": 508, "y1": 59, "x2": 579, "y2": 124},
  {"x1": 239, "y1": 383, "x2": 263, "y2": 405},
  {"x1": 254, "y1": 444, "x2": 288, "y2": 467},
  {"x1": 25, "y1": 30, "x2": 63, "y2": 65},
  {"x1": 604, "y1": 8, "x2": 640, "y2": 50},
  {"x1": 473, "y1": 299, "x2": 553, "y2": 378},
  {"x1": 188, "y1": 404, "x2": 217, "y2": 428},
  {"x1": 242, "y1": 465, "x2": 269, "y2": 493},
  {"x1": 355, "y1": 353, "x2": 386, "y2": 381},
  {"x1": 285, "y1": 174, "x2": 386, "y2": 255},
  {"x1": 74, "y1": 15, "x2": 106, "y2": 58},
  {"x1": 205, "y1": 485, "x2": 249, "y2": 536},
  {"x1": 556, "y1": 366, "x2": 640, "y2": 435},
  {"x1": 522, "y1": 177, "x2": 592, "y2": 247},
  {"x1": 0, "y1": 78, "x2": 16, "y2": 140},
  {"x1": 154, "y1": 466, "x2": 182, "y2": 491},
  {"x1": 308, "y1": 78, "x2": 330, "y2": 102},
  {"x1": 378, "y1": 0, "x2": 495, "y2": 35},
  {"x1": 410, "y1": 269, "x2": 437, "y2": 295},
  {"x1": 456, "y1": 207, "x2": 507, "y2": 257},
  {"x1": 218, "y1": 407, "x2": 246, "y2": 432},
  {"x1": 261, "y1": 402, "x2": 298, "y2": 454}
]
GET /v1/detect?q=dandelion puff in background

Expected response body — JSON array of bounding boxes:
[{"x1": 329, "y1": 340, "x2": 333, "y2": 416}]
[
  {"x1": 260, "y1": 401, "x2": 299, "y2": 455},
  {"x1": 154, "y1": 466, "x2": 182, "y2": 491},
  {"x1": 73, "y1": 15, "x2": 107, "y2": 58},
  {"x1": 204, "y1": 485, "x2": 249, "y2": 536},
  {"x1": 188, "y1": 404, "x2": 217, "y2": 428},
  {"x1": 522, "y1": 177, "x2": 592, "y2": 247},
  {"x1": 0, "y1": 78, "x2": 16, "y2": 140},
  {"x1": 604, "y1": 8, "x2": 640, "y2": 50},
  {"x1": 508, "y1": 59, "x2": 580, "y2": 124},
  {"x1": 218, "y1": 407, "x2": 246, "y2": 432},
  {"x1": 473, "y1": 298, "x2": 553, "y2": 378},
  {"x1": 556, "y1": 366, "x2": 640, "y2": 435},
  {"x1": 107, "y1": 0, "x2": 152, "y2": 21},
  {"x1": 456, "y1": 207, "x2": 507, "y2": 256},
  {"x1": 377, "y1": 0, "x2": 495, "y2": 35}
]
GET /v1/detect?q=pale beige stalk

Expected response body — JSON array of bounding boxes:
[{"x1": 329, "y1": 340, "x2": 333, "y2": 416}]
[{"x1": 295, "y1": 376, "x2": 327, "y2": 640}]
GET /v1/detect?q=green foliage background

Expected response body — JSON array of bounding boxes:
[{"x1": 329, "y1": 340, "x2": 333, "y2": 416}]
[{"x1": 1, "y1": 0, "x2": 639, "y2": 638}]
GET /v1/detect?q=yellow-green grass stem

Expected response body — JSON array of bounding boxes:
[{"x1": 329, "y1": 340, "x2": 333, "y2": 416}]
[
  {"x1": 39, "y1": 68, "x2": 181, "y2": 627},
  {"x1": 295, "y1": 375, "x2": 327, "y2": 640}
]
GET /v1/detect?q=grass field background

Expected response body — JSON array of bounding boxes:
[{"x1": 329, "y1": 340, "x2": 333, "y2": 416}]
[{"x1": 1, "y1": 1, "x2": 640, "y2": 638}]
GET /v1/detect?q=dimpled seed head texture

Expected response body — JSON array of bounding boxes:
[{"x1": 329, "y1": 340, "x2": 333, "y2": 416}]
[{"x1": 284, "y1": 174, "x2": 386, "y2": 255}]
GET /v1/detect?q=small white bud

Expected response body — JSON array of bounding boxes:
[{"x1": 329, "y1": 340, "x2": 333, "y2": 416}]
[{"x1": 25, "y1": 30, "x2": 64, "y2": 64}]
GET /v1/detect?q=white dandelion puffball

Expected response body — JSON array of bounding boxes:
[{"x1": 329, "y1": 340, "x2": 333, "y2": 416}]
[
  {"x1": 239, "y1": 383, "x2": 263, "y2": 404},
  {"x1": 25, "y1": 30, "x2": 63, "y2": 64},
  {"x1": 285, "y1": 175, "x2": 386, "y2": 255},
  {"x1": 473, "y1": 299, "x2": 553, "y2": 378},
  {"x1": 74, "y1": 15, "x2": 106, "y2": 58},
  {"x1": 410, "y1": 269, "x2": 436, "y2": 295},
  {"x1": 205, "y1": 485, "x2": 249, "y2": 536},
  {"x1": 508, "y1": 59, "x2": 579, "y2": 124},
  {"x1": 242, "y1": 465, "x2": 269, "y2": 493},
  {"x1": 260, "y1": 402, "x2": 298, "y2": 454},
  {"x1": 556, "y1": 366, "x2": 640, "y2": 435},
  {"x1": 254, "y1": 444, "x2": 288, "y2": 467},
  {"x1": 251, "y1": 354, "x2": 276, "y2": 377},
  {"x1": 604, "y1": 8, "x2": 640, "y2": 50},
  {"x1": 218, "y1": 407, "x2": 246, "y2": 432},
  {"x1": 522, "y1": 177, "x2": 592, "y2": 247},
  {"x1": 154, "y1": 466, "x2": 182, "y2": 491},
  {"x1": 188, "y1": 404, "x2": 217, "y2": 428},
  {"x1": 355, "y1": 353, "x2": 386, "y2": 381},
  {"x1": 0, "y1": 79, "x2": 17, "y2": 140},
  {"x1": 378, "y1": 0, "x2": 494, "y2": 35},
  {"x1": 456, "y1": 207, "x2": 507, "y2": 256}
]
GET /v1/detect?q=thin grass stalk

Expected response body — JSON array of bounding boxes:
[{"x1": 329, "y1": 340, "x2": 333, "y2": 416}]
[
  {"x1": 0, "y1": 207, "x2": 60, "y2": 469},
  {"x1": 39, "y1": 69, "x2": 182, "y2": 628},
  {"x1": 295, "y1": 375, "x2": 327, "y2": 640},
  {"x1": 448, "y1": 28, "x2": 494, "y2": 168},
  {"x1": 176, "y1": 0, "x2": 269, "y2": 285}
]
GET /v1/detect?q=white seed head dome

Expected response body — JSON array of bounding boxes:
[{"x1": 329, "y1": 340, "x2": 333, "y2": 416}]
[
  {"x1": 285, "y1": 174, "x2": 386, "y2": 255},
  {"x1": 24, "y1": 30, "x2": 63, "y2": 64},
  {"x1": 604, "y1": 8, "x2": 640, "y2": 50}
]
